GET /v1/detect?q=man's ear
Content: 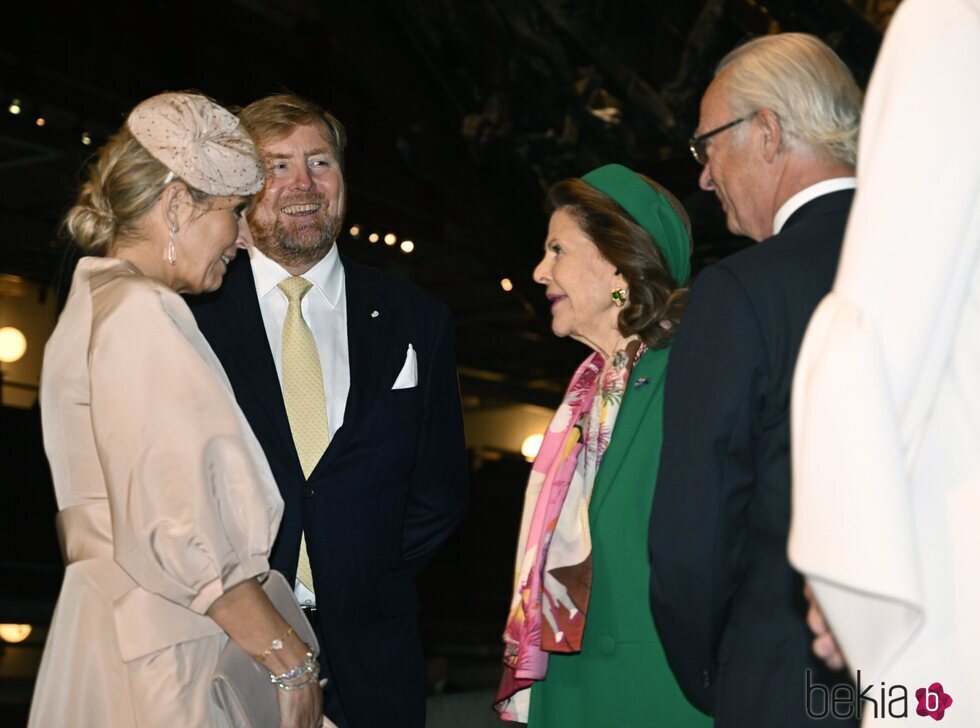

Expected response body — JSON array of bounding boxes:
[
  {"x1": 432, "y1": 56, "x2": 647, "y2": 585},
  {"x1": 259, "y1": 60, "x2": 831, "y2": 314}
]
[{"x1": 756, "y1": 108, "x2": 783, "y2": 163}]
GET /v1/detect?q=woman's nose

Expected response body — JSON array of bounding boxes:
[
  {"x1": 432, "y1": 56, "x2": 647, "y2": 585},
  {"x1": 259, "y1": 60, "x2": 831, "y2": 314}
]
[{"x1": 532, "y1": 256, "x2": 549, "y2": 284}]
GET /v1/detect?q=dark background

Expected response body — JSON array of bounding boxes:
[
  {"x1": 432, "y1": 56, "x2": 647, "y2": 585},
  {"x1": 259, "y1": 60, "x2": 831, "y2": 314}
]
[{"x1": 0, "y1": 0, "x2": 894, "y2": 722}]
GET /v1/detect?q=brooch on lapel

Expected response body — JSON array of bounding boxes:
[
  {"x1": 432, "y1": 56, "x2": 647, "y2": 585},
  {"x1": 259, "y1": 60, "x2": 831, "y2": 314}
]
[
  {"x1": 371, "y1": 310, "x2": 380, "y2": 318},
  {"x1": 634, "y1": 377, "x2": 650, "y2": 389}
]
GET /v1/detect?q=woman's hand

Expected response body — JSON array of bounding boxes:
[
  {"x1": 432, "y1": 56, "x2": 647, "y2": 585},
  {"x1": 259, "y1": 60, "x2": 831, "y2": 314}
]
[
  {"x1": 277, "y1": 682, "x2": 323, "y2": 728},
  {"x1": 206, "y1": 579, "x2": 325, "y2": 727}
]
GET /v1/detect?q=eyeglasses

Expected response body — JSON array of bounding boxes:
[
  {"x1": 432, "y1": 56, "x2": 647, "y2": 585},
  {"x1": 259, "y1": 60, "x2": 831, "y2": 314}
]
[{"x1": 689, "y1": 117, "x2": 747, "y2": 166}]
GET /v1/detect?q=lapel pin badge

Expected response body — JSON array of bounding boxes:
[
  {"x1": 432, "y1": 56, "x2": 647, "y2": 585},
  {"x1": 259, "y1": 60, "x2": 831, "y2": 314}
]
[
  {"x1": 371, "y1": 310, "x2": 380, "y2": 318},
  {"x1": 634, "y1": 377, "x2": 650, "y2": 388}
]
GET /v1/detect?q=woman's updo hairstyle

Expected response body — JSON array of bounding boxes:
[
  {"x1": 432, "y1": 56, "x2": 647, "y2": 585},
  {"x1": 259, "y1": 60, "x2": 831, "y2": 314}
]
[
  {"x1": 63, "y1": 92, "x2": 265, "y2": 256},
  {"x1": 546, "y1": 173, "x2": 692, "y2": 350},
  {"x1": 62, "y1": 129, "x2": 210, "y2": 255}
]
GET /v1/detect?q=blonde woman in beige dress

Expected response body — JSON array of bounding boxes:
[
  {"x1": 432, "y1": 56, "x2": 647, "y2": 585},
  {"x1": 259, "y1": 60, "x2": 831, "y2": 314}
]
[{"x1": 29, "y1": 93, "x2": 323, "y2": 728}]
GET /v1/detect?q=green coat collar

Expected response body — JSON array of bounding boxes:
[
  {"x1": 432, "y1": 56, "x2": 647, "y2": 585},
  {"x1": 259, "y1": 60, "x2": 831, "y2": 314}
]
[{"x1": 591, "y1": 346, "x2": 671, "y2": 518}]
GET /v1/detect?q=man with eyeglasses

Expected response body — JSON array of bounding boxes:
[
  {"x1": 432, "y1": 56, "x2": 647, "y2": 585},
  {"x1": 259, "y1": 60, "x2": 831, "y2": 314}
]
[{"x1": 649, "y1": 33, "x2": 862, "y2": 727}]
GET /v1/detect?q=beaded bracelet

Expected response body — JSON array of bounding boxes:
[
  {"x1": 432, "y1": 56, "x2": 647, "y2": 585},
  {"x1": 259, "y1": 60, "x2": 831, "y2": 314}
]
[
  {"x1": 270, "y1": 650, "x2": 319, "y2": 690},
  {"x1": 254, "y1": 625, "x2": 295, "y2": 663},
  {"x1": 274, "y1": 672, "x2": 321, "y2": 691},
  {"x1": 269, "y1": 651, "x2": 315, "y2": 682}
]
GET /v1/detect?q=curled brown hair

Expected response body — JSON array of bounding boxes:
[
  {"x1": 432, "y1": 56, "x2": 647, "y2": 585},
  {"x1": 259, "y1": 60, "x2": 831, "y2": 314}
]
[{"x1": 546, "y1": 176, "x2": 692, "y2": 350}]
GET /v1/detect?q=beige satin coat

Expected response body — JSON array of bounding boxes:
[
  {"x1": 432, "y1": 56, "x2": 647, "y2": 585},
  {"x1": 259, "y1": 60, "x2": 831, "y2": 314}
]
[{"x1": 29, "y1": 257, "x2": 283, "y2": 727}]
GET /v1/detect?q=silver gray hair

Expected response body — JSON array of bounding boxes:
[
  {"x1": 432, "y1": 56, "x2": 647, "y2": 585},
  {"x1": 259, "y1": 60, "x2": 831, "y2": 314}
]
[{"x1": 717, "y1": 33, "x2": 861, "y2": 166}]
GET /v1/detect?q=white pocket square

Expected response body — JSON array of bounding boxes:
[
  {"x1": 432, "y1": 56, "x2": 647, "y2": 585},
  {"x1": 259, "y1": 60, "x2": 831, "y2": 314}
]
[{"x1": 392, "y1": 344, "x2": 418, "y2": 389}]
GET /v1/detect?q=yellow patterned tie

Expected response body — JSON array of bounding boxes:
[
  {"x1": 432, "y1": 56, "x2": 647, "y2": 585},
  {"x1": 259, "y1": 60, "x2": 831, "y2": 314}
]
[{"x1": 278, "y1": 277, "x2": 328, "y2": 592}]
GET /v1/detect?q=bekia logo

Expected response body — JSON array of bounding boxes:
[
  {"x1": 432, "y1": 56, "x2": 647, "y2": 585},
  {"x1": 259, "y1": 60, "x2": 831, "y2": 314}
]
[
  {"x1": 916, "y1": 683, "x2": 953, "y2": 721},
  {"x1": 806, "y1": 670, "x2": 954, "y2": 720}
]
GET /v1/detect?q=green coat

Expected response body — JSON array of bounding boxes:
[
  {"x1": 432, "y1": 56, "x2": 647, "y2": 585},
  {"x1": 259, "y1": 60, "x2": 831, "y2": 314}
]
[{"x1": 528, "y1": 347, "x2": 712, "y2": 727}]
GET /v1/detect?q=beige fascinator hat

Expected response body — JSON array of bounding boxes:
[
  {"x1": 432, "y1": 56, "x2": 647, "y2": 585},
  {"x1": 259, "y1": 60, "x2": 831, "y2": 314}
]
[{"x1": 127, "y1": 92, "x2": 264, "y2": 197}]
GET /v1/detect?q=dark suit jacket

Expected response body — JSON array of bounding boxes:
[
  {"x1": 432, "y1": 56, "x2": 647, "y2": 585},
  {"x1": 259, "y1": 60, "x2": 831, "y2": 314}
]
[
  {"x1": 190, "y1": 252, "x2": 468, "y2": 728},
  {"x1": 649, "y1": 190, "x2": 857, "y2": 727}
]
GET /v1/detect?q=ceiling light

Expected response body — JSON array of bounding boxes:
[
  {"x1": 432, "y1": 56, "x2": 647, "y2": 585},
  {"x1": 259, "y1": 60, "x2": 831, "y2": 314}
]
[
  {"x1": 521, "y1": 434, "x2": 543, "y2": 462},
  {"x1": 0, "y1": 624, "x2": 31, "y2": 643},
  {"x1": 500, "y1": 278, "x2": 514, "y2": 292},
  {"x1": 35, "y1": 117, "x2": 45, "y2": 127},
  {"x1": 0, "y1": 327, "x2": 27, "y2": 363},
  {"x1": 80, "y1": 131, "x2": 92, "y2": 146},
  {"x1": 400, "y1": 240, "x2": 414, "y2": 254},
  {"x1": 384, "y1": 233, "x2": 397, "y2": 245},
  {"x1": 8, "y1": 99, "x2": 22, "y2": 115},
  {"x1": 349, "y1": 225, "x2": 361, "y2": 238},
  {"x1": 368, "y1": 233, "x2": 379, "y2": 243}
]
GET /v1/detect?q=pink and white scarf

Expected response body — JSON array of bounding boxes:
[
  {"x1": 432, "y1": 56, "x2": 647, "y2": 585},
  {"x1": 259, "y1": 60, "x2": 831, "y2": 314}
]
[{"x1": 495, "y1": 343, "x2": 642, "y2": 721}]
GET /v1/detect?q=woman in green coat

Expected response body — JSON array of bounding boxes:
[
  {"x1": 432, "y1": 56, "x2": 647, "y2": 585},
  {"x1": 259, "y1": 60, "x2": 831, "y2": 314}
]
[{"x1": 495, "y1": 164, "x2": 712, "y2": 727}]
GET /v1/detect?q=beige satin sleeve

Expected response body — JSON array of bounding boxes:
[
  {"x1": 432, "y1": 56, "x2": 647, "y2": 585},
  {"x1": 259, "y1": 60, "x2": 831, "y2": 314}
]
[{"x1": 87, "y1": 277, "x2": 282, "y2": 615}]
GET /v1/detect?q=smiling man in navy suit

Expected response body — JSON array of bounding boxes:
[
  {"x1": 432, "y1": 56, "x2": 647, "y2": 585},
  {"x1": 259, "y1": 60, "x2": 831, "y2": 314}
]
[{"x1": 190, "y1": 93, "x2": 468, "y2": 728}]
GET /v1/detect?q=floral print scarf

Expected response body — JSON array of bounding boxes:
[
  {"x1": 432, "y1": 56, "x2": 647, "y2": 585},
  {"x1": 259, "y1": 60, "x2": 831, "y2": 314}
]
[{"x1": 495, "y1": 341, "x2": 643, "y2": 721}]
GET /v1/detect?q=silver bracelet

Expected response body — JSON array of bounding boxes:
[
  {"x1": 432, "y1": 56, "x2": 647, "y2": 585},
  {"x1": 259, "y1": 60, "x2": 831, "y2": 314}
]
[
  {"x1": 270, "y1": 649, "x2": 314, "y2": 682},
  {"x1": 269, "y1": 651, "x2": 318, "y2": 689},
  {"x1": 274, "y1": 672, "x2": 320, "y2": 691}
]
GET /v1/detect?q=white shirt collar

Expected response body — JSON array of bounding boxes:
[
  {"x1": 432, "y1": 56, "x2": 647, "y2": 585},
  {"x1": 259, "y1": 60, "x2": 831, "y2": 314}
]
[
  {"x1": 772, "y1": 177, "x2": 856, "y2": 236},
  {"x1": 249, "y1": 243, "x2": 344, "y2": 308}
]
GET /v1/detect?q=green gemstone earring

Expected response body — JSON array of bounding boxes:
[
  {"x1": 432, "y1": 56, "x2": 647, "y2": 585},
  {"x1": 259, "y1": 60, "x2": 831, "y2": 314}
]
[{"x1": 611, "y1": 288, "x2": 628, "y2": 307}]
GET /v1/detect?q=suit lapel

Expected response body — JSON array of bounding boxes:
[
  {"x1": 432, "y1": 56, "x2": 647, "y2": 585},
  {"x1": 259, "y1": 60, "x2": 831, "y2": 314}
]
[
  {"x1": 207, "y1": 256, "x2": 297, "y2": 464},
  {"x1": 311, "y1": 256, "x2": 390, "y2": 464},
  {"x1": 590, "y1": 347, "x2": 668, "y2": 519}
]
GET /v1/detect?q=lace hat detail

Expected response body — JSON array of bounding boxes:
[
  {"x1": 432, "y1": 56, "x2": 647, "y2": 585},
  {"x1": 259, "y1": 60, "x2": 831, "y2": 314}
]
[{"x1": 127, "y1": 92, "x2": 264, "y2": 196}]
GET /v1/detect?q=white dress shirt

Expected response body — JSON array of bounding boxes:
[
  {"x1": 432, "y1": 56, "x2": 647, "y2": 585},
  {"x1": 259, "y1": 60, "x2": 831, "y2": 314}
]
[
  {"x1": 249, "y1": 243, "x2": 350, "y2": 606},
  {"x1": 249, "y1": 244, "x2": 350, "y2": 438},
  {"x1": 772, "y1": 176, "x2": 857, "y2": 236}
]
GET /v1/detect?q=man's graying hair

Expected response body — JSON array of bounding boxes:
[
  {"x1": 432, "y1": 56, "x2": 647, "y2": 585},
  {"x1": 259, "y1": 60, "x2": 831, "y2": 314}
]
[{"x1": 718, "y1": 33, "x2": 862, "y2": 166}]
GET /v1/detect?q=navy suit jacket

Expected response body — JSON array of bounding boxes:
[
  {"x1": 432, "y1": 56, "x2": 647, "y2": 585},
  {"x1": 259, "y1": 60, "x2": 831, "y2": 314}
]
[
  {"x1": 649, "y1": 191, "x2": 858, "y2": 727},
  {"x1": 190, "y1": 252, "x2": 468, "y2": 728}
]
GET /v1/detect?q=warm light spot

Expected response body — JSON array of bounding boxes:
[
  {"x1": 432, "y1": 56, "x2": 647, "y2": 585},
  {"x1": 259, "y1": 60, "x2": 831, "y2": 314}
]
[
  {"x1": 0, "y1": 624, "x2": 31, "y2": 643},
  {"x1": 500, "y1": 278, "x2": 514, "y2": 292},
  {"x1": 80, "y1": 131, "x2": 92, "y2": 146},
  {"x1": 0, "y1": 326, "x2": 27, "y2": 363},
  {"x1": 521, "y1": 434, "x2": 543, "y2": 462},
  {"x1": 35, "y1": 117, "x2": 45, "y2": 127},
  {"x1": 368, "y1": 233, "x2": 379, "y2": 243},
  {"x1": 400, "y1": 240, "x2": 414, "y2": 254},
  {"x1": 384, "y1": 233, "x2": 397, "y2": 246},
  {"x1": 349, "y1": 225, "x2": 361, "y2": 238},
  {"x1": 8, "y1": 99, "x2": 22, "y2": 115}
]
